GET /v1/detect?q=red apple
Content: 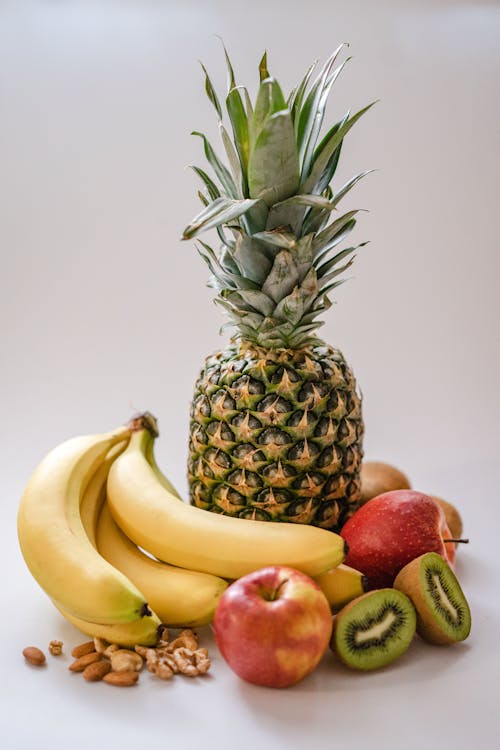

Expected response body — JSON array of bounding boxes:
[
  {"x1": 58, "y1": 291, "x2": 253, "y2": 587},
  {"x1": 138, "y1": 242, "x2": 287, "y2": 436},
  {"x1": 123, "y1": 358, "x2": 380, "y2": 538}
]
[
  {"x1": 213, "y1": 565, "x2": 332, "y2": 688},
  {"x1": 341, "y1": 490, "x2": 456, "y2": 589}
]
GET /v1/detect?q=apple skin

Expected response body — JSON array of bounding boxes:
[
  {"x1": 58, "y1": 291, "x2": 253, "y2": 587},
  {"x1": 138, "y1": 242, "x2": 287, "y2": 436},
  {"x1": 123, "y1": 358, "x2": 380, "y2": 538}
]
[
  {"x1": 212, "y1": 565, "x2": 333, "y2": 689},
  {"x1": 341, "y1": 490, "x2": 455, "y2": 589}
]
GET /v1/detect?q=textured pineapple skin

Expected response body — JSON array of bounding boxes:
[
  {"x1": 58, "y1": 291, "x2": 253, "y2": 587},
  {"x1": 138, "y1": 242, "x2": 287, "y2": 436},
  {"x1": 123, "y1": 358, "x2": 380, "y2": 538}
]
[{"x1": 188, "y1": 340, "x2": 364, "y2": 531}]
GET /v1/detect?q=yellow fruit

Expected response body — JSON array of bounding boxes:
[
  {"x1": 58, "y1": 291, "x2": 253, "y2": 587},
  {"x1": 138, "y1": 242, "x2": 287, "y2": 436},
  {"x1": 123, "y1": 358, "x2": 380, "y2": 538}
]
[{"x1": 315, "y1": 564, "x2": 368, "y2": 612}]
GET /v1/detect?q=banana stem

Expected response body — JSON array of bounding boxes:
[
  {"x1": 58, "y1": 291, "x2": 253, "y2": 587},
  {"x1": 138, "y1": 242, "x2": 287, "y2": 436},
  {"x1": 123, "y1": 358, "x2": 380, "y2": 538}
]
[{"x1": 127, "y1": 411, "x2": 159, "y2": 437}]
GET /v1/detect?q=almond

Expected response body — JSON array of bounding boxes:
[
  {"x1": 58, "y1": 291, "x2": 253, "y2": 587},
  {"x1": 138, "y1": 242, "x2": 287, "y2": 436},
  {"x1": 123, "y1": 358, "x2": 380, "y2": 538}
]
[
  {"x1": 68, "y1": 652, "x2": 101, "y2": 672},
  {"x1": 71, "y1": 641, "x2": 96, "y2": 658},
  {"x1": 82, "y1": 660, "x2": 111, "y2": 682},
  {"x1": 23, "y1": 646, "x2": 46, "y2": 666},
  {"x1": 103, "y1": 670, "x2": 139, "y2": 687}
]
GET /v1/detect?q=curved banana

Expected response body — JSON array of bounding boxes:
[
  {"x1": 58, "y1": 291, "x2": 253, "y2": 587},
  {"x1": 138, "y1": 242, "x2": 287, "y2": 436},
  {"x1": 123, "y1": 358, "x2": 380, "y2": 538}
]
[
  {"x1": 315, "y1": 564, "x2": 368, "y2": 612},
  {"x1": 53, "y1": 602, "x2": 161, "y2": 647},
  {"x1": 145, "y1": 433, "x2": 182, "y2": 499},
  {"x1": 80, "y1": 441, "x2": 128, "y2": 548},
  {"x1": 97, "y1": 503, "x2": 228, "y2": 627},
  {"x1": 107, "y1": 427, "x2": 347, "y2": 579},
  {"x1": 18, "y1": 421, "x2": 151, "y2": 624}
]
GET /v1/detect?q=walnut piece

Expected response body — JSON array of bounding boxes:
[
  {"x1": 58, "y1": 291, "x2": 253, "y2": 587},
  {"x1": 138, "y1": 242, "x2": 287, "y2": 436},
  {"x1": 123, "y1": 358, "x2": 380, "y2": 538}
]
[
  {"x1": 48, "y1": 640, "x2": 63, "y2": 656},
  {"x1": 167, "y1": 629, "x2": 199, "y2": 653},
  {"x1": 173, "y1": 646, "x2": 211, "y2": 677}
]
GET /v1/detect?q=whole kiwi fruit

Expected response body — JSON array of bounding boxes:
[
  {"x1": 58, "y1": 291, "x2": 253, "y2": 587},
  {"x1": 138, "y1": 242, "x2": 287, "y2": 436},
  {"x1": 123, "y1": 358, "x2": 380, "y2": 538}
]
[
  {"x1": 393, "y1": 552, "x2": 471, "y2": 645},
  {"x1": 432, "y1": 496, "x2": 463, "y2": 539},
  {"x1": 360, "y1": 461, "x2": 411, "y2": 505},
  {"x1": 330, "y1": 589, "x2": 416, "y2": 670}
]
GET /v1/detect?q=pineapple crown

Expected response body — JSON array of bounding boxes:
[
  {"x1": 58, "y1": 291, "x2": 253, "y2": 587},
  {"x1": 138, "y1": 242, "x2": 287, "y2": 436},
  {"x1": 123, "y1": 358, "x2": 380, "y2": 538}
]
[{"x1": 182, "y1": 44, "x2": 376, "y2": 350}]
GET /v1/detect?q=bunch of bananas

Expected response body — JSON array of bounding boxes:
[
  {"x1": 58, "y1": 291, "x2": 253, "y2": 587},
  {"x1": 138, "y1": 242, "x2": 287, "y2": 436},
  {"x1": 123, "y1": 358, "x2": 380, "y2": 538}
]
[{"x1": 17, "y1": 413, "x2": 366, "y2": 646}]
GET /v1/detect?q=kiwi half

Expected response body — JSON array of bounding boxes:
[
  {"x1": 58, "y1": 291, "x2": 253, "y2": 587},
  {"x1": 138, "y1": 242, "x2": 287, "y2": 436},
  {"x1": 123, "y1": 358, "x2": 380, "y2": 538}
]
[
  {"x1": 393, "y1": 552, "x2": 471, "y2": 645},
  {"x1": 331, "y1": 589, "x2": 416, "y2": 670}
]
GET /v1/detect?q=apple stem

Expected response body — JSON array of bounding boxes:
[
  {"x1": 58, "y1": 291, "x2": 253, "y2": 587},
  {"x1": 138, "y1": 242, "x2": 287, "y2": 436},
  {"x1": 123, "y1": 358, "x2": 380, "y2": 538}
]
[
  {"x1": 443, "y1": 538, "x2": 469, "y2": 544},
  {"x1": 269, "y1": 579, "x2": 289, "y2": 601}
]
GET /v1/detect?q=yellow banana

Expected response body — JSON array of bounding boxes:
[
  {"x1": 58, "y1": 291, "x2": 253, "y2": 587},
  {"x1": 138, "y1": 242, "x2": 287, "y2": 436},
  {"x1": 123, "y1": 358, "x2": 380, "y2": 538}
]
[
  {"x1": 97, "y1": 503, "x2": 228, "y2": 627},
  {"x1": 18, "y1": 421, "x2": 151, "y2": 624},
  {"x1": 144, "y1": 420, "x2": 182, "y2": 499},
  {"x1": 107, "y1": 426, "x2": 347, "y2": 579},
  {"x1": 53, "y1": 602, "x2": 160, "y2": 647},
  {"x1": 315, "y1": 563, "x2": 368, "y2": 612},
  {"x1": 80, "y1": 441, "x2": 128, "y2": 548}
]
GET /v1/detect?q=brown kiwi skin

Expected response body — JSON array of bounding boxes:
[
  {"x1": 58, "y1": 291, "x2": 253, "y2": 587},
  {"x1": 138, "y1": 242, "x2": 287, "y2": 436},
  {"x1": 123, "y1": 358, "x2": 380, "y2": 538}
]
[
  {"x1": 432, "y1": 496, "x2": 463, "y2": 539},
  {"x1": 360, "y1": 461, "x2": 411, "y2": 506},
  {"x1": 393, "y1": 554, "x2": 470, "y2": 645}
]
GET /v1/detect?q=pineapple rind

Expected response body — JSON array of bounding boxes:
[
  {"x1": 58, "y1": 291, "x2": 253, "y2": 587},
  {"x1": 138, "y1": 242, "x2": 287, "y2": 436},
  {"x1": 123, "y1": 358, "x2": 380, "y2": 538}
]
[{"x1": 188, "y1": 341, "x2": 363, "y2": 530}]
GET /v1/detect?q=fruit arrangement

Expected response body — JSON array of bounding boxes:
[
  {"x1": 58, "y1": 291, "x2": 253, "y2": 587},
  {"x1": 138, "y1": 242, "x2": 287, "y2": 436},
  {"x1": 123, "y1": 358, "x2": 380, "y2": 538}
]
[{"x1": 17, "y1": 46, "x2": 472, "y2": 690}]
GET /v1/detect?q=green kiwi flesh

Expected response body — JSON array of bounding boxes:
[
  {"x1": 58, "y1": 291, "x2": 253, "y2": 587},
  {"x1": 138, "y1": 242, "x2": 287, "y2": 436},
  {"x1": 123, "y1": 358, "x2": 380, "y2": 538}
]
[
  {"x1": 331, "y1": 589, "x2": 417, "y2": 670},
  {"x1": 394, "y1": 552, "x2": 471, "y2": 644}
]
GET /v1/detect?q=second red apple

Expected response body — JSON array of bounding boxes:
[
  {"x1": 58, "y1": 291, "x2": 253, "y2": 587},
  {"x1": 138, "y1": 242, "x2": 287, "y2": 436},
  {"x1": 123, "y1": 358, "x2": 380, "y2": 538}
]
[{"x1": 341, "y1": 490, "x2": 456, "y2": 589}]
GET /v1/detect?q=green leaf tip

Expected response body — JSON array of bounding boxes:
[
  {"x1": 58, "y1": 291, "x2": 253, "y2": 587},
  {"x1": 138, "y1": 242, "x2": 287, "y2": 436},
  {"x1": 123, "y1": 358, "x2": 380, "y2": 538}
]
[{"x1": 259, "y1": 51, "x2": 270, "y2": 81}]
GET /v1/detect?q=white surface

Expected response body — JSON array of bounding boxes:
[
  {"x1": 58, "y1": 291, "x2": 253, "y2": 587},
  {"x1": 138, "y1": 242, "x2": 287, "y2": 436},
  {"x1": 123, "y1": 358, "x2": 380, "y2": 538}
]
[{"x1": 1, "y1": 1, "x2": 499, "y2": 748}]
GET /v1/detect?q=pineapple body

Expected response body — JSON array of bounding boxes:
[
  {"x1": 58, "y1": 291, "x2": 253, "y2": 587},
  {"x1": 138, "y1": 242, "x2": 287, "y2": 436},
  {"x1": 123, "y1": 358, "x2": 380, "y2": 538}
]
[{"x1": 188, "y1": 341, "x2": 363, "y2": 531}]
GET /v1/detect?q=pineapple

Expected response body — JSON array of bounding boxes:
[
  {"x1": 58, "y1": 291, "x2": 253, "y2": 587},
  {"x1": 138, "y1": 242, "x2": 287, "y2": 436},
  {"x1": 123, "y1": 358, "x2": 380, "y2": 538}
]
[{"x1": 182, "y1": 46, "x2": 375, "y2": 531}]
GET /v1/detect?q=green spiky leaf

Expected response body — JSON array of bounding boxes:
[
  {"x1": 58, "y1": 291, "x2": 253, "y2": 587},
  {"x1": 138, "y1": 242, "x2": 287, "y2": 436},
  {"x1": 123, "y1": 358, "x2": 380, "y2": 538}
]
[
  {"x1": 232, "y1": 233, "x2": 273, "y2": 284},
  {"x1": 259, "y1": 51, "x2": 270, "y2": 82},
  {"x1": 248, "y1": 110, "x2": 300, "y2": 205},
  {"x1": 297, "y1": 44, "x2": 346, "y2": 177},
  {"x1": 191, "y1": 131, "x2": 238, "y2": 198},
  {"x1": 289, "y1": 61, "x2": 315, "y2": 130},
  {"x1": 312, "y1": 210, "x2": 361, "y2": 252},
  {"x1": 250, "y1": 78, "x2": 288, "y2": 145},
  {"x1": 200, "y1": 62, "x2": 222, "y2": 120},
  {"x1": 252, "y1": 229, "x2": 297, "y2": 251},
  {"x1": 226, "y1": 87, "x2": 250, "y2": 179},
  {"x1": 301, "y1": 101, "x2": 376, "y2": 193},
  {"x1": 189, "y1": 165, "x2": 221, "y2": 201},
  {"x1": 183, "y1": 197, "x2": 261, "y2": 239}
]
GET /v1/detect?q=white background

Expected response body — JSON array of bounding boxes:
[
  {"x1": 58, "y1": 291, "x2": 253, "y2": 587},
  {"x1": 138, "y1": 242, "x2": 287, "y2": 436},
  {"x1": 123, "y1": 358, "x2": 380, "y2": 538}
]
[{"x1": 1, "y1": 1, "x2": 499, "y2": 748}]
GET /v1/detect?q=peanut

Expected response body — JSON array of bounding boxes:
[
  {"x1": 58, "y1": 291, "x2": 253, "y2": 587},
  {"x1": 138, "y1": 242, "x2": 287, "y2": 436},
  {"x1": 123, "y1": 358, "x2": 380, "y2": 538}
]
[
  {"x1": 82, "y1": 661, "x2": 112, "y2": 682},
  {"x1": 103, "y1": 670, "x2": 139, "y2": 687},
  {"x1": 23, "y1": 647, "x2": 46, "y2": 666},
  {"x1": 68, "y1": 652, "x2": 101, "y2": 672},
  {"x1": 71, "y1": 641, "x2": 96, "y2": 658}
]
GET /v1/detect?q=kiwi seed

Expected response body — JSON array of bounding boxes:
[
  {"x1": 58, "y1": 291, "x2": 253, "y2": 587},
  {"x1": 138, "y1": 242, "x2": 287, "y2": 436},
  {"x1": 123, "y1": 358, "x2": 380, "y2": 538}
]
[
  {"x1": 393, "y1": 552, "x2": 471, "y2": 645},
  {"x1": 331, "y1": 589, "x2": 416, "y2": 671}
]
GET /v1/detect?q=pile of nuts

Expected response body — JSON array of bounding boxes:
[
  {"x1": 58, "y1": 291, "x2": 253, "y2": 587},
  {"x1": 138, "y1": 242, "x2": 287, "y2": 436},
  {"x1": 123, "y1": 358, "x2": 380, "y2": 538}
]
[
  {"x1": 22, "y1": 628, "x2": 211, "y2": 687},
  {"x1": 136, "y1": 626, "x2": 210, "y2": 680}
]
